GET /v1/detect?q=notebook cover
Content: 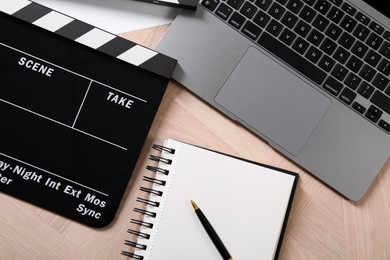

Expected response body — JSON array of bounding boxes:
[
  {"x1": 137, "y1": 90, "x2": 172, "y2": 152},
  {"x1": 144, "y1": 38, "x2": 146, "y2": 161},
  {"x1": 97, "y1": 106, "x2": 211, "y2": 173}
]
[{"x1": 0, "y1": 0, "x2": 176, "y2": 228}]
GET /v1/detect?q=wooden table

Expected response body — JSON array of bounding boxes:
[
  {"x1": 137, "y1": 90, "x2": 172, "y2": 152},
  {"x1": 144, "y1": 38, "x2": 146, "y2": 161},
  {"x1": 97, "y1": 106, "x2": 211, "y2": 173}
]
[{"x1": 1, "y1": 24, "x2": 390, "y2": 260}]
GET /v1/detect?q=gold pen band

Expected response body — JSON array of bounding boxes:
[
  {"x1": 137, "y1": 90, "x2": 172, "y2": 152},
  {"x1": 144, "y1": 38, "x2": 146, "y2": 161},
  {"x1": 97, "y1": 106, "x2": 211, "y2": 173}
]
[{"x1": 191, "y1": 200, "x2": 199, "y2": 210}]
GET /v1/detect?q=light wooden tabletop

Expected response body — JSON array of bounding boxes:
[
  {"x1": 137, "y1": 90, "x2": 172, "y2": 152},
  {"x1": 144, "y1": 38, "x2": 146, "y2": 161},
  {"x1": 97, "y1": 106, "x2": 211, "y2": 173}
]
[{"x1": 1, "y1": 24, "x2": 390, "y2": 260}]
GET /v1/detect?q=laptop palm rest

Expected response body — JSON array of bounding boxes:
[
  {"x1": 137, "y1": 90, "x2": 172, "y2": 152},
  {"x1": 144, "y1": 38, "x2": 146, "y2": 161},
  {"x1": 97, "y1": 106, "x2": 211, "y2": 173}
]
[{"x1": 215, "y1": 47, "x2": 331, "y2": 155}]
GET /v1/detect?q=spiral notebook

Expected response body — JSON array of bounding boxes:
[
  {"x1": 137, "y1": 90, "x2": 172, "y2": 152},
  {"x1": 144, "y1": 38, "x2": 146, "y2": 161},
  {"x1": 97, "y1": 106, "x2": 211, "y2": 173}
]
[{"x1": 123, "y1": 139, "x2": 299, "y2": 259}]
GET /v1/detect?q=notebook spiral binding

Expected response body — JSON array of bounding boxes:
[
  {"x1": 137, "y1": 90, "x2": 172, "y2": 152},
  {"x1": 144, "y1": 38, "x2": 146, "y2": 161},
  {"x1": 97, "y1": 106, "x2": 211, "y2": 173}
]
[{"x1": 121, "y1": 144, "x2": 175, "y2": 259}]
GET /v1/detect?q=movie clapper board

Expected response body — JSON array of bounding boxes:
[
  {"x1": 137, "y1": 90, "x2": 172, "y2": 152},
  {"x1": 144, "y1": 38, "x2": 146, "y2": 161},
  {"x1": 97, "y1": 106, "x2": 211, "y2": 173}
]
[{"x1": 0, "y1": 0, "x2": 176, "y2": 228}]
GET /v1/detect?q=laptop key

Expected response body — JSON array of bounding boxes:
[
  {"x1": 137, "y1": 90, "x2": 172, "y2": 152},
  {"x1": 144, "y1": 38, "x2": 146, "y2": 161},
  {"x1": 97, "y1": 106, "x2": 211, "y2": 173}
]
[
  {"x1": 318, "y1": 55, "x2": 336, "y2": 72},
  {"x1": 331, "y1": 63, "x2": 349, "y2": 81},
  {"x1": 366, "y1": 33, "x2": 383, "y2": 50},
  {"x1": 281, "y1": 11, "x2": 298, "y2": 28},
  {"x1": 364, "y1": 49, "x2": 381, "y2": 67},
  {"x1": 372, "y1": 73, "x2": 389, "y2": 91},
  {"x1": 327, "y1": 6, "x2": 344, "y2": 24},
  {"x1": 292, "y1": 36, "x2": 310, "y2": 54},
  {"x1": 227, "y1": 0, "x2": 245, "y2": 10},
  {"x1": 339, "y1": 87, "x2": 356, "y2": 105},
  {"x1": 294, "y1": 20, "x2": 311, "y2": 37},
  {"x1": 357, "y1": 81, "x2": 375, "y2": 99},
  {"x1": 371, "y1": 91, "x2": 390, "y2": 114},
  {"x1": 327, "y1": 0, "x2": 342, "y2": 7},
  {"x1": 253, "y1": 9, "x2": 271, "y2": 28},
  {"x1": 353, "y1": 24, "x2": 370, "y2": 41},
  {"x1": 268, "y1": 2, "x2": 286, "y2": 20},
  {"x1": 279, "y1": 28, "x2": 297, "y2": 45},
  {"x1": 365, "y1": 105, "x2": 383, "y2": 123},
  {"x1": 323, "y1": 76, "x2": 343, "y2": 96},
  {"x1": 266, "y1": 19, "x2": 284, "y2": 37},
  {"x1": 333, "y1": 46, "x2": 350, "y2": 64},
  {"x1": 384, "y1": 31, "x2": 390, "y2": 41},
  {"x1": 369, "y1": 21, "x2": 384, "y2": 36},
  {"x1": 369, "y1": 105, "x2": 383, "y2": 117},
  {"x1": 379, "y1": 41, "x2": 390, "y2": 59},
  {"x1": 344, "y1": 72, "x2": 361, "y2": 90},
  {"x1": 346, "y1": 55, "x2": 363, "y2": 73},
  {"x1": 229, "y1": 12, "x2": 246, "y2": 29},
  {"x1": 340, "y1": 15, "x2": 357, "y2": 33},
  {"x1": 351, "y1": 41, "x2": 368, "y2": 58},
  {"x1": 320, "y1": 37, "x2": 337, "y2": 55},
  {"x1": 305, "y1": 46, "x2": 323, "y2": 63},
  {"x1": 254, "y1": 0, "x2": 272, "y2": 11},
  {"x1": 258, "y1": 32, "x2": 327, "y2": 84},
  {"x1": 356, "y1": 12, "x2": 370, "y2": 26},
  {"x1": 307, "y1": 28, "x2": 325, "y2": 46},
  {"x1": 359, "y1": 64, "x2": 376, "y2": 82},
  {"x1": 325, "y1": 23, "x2": 342, "y2": 41},
  {"x1": 312, "y1": 14, "x2": 330, "y2": 32},
  {"x1": 216, "y1": 3, "x2": 234, "y2": 20},
  {"x1": 299, "y1": 5, "x2": 317, "y2": 23},
  {"x1": 386, "y1": 86, "x2": 390, "y2": 96},
  {"x1": 202, "y1": 0, "x2": 220, "y2": 11},
  {"x1": 242, "y1": 21, "x2": 262, "y2": 39},
  {"x1": 352, "y1": 102, "x2": 366, "y2": 114},
  {"x1": 365, "y1": 111, "x2": 380, "y2": 123},
  {"x1": 341, "y1": 2, "x2": 356, "y2": 16},
  {"x1": 378, "y1": 59, "x2": 390, "y2": 76},
  {"x1": 314, "y1": 0, "x2": 331, "y2": 15},
  {"x1": 378, "y1": 120, "x2": 390, "y2": 132},
  {"x1": 338, "y1": 32, "x2": 355, "y2": 49},
  {"x1": 286, "y1": 0, "x2": 304, "y2": 14},
  {"x1": 240, "y1": 2, "x2": 258, "y2": 19}
]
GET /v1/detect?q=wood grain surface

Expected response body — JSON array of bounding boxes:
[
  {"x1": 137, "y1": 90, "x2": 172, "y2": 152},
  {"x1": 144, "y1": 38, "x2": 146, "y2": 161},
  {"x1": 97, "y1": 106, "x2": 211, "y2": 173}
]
[{"x1": 1, "y1": 24, "x2": 389, "y2": 260}]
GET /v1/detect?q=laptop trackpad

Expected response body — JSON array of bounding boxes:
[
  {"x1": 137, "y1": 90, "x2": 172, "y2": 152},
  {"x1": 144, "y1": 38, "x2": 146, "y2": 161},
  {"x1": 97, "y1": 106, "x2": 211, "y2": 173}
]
[{"x1": 215, "y1": 47, "x2": 331, "y2": 155}]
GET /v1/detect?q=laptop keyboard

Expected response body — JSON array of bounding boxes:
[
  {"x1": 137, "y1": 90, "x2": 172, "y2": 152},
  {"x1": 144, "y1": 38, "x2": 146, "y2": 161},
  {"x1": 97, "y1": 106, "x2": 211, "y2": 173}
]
[{"x1": 201, "y1": 0, "x2": 390, "y2": 133}]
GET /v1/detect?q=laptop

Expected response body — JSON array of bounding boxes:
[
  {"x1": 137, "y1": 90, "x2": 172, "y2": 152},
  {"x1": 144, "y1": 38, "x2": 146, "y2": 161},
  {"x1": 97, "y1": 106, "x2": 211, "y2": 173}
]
[{"x1": 157, "y1": 0, "x2": 390, "y2": 201}]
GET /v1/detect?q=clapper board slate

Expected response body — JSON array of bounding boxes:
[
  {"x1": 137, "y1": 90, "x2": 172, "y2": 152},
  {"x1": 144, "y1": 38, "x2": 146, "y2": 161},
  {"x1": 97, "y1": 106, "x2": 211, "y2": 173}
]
[{"x1": 0, "y1": 0, "x2": 176, "y2": 228}]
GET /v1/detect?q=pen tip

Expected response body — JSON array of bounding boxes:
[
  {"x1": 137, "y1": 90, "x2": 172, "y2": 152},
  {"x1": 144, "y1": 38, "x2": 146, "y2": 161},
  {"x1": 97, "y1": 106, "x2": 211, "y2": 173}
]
[{"x1": 190, "y1": 200, "x2": 199, "y2": 210}]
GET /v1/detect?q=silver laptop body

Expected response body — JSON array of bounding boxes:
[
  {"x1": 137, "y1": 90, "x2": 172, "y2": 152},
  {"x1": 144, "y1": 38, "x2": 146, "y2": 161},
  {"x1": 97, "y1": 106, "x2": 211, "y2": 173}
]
[{"x1": 157, "y1": 0, "x2": 390, "y2": 200}]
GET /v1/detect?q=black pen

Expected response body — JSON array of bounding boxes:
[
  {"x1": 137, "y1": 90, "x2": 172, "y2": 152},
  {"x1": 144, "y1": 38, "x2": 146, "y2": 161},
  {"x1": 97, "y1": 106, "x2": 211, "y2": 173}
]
[{"x1": 191, "y1": 200, "x2": 234, "y2": 260}]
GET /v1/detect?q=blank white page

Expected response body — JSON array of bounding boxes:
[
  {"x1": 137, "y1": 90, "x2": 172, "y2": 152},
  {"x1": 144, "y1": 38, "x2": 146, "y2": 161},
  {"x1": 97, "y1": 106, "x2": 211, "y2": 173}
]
[{"x1": 136, "y1": 139, "x2": 297, "y2": 260}]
